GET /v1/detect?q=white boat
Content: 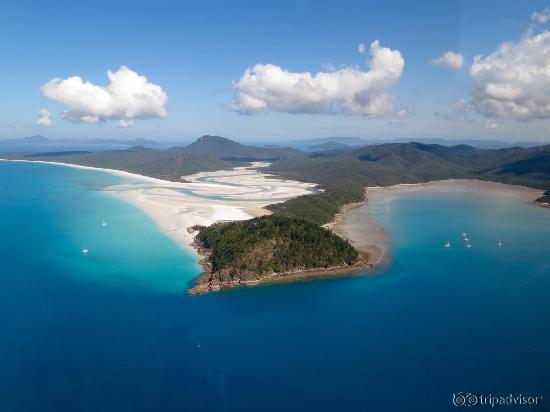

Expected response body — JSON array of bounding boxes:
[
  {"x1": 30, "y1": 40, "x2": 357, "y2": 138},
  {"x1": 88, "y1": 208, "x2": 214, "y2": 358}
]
[
  {"x1": 466, "y1": 244, "x2": 472, "y2": 248},
  {"x1": 444, "y1": 241, "x2": 451, "y2": 248},
  {"x1": 498, "y1": 240, "x2": 502, "y2": 247},
  {"x1": 462, "y1": 233, "x2": 467, "y2": 237},
  {"x1": 102, "y1": 220, "x2": 107, "y2": 227},
  {"x1": 82, "y1": 247, "x2": 89, "y2": 254}
]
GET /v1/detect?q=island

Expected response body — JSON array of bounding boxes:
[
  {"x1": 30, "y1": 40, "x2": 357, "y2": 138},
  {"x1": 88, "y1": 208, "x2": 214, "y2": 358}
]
[{"x1": 188, "y1": 215, "x2": 369, "y2": 294}]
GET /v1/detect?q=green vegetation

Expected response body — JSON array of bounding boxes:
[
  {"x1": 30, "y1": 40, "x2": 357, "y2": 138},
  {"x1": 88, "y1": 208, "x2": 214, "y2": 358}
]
[
  {"x1": 267, "y1": 185, "x2": 365, "y2": 225},
  {"x1": 266, "y1": 142, "x2": 550, "y2": 224},
  {"x1": 195, "y1": 215, "x2": 358, "y2": 281}
]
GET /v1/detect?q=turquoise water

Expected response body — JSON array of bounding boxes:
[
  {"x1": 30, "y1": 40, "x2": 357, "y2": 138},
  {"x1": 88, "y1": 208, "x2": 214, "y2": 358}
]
[
  {"x1": 1, "y1": 161, "x2": 549, "y2": 411},
  {"x1": 0, "y1": 162, "x2": 200, "y2": 293}
]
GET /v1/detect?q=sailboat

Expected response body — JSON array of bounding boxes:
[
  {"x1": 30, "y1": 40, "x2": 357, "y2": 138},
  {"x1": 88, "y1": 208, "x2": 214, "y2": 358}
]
[
  {"x1": 498, "y1": 239, "x2": 503, "y2": 247},
  {"x1": 102, "y1": 220, "x2": 107, "y2": 227},
  {"x1": 444, "y1": 240, "x2": 451, "y2": 248}
]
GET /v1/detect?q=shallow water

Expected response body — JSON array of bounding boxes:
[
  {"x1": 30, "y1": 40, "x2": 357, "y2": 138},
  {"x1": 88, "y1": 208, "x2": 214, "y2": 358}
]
[{"x1": 1, "y1": 162, "x2": 549, "y2": 411}]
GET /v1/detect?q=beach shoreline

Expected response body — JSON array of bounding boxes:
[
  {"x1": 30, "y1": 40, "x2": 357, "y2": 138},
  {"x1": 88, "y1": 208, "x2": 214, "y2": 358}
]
[
  {"x1": 325, "y1": 189, "x2": 390, "y2": 272},
  {"x1": 3, "y1": 159, "x2": 545, "y2": 293},
  {"x1": 0, "y1": 158, "x2": 318, "y2": 259},
  {"x1": 366, "y1": 179, "x2": 544, "y2": 203}
]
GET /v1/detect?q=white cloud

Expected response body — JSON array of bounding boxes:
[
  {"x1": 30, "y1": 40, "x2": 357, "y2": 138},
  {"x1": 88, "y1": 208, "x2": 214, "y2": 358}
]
[
  {"x1": 357, "y1": 43, "x2": 366, "y2": 54},
  {"x1": 469, "y1": 28, "x2": 550, "y2": 120},
  {"x1": 36, "y1": 108, "x2": 52, "y2": 126},
  {"x1": 431, "y1": 51, "x2": 464, "y2": 70},
  {"x1": 396, "y1": 102, "x2": 414, "y2": 118},
  {"x1": 532, "y1": 8, "x2": 550, "y2": 24},
  {"x1": 40, "y1": 66, "x2": 168, "y2": 124},
  {"x1": 484, "y1": 121, "x2": 505, "y2": 131},
  {"x1": 117, "y1": 119, "x2": 134, "y2": 128},
  {"x1": 230, "y1": 40, "x2": 405, "y2": 117}
]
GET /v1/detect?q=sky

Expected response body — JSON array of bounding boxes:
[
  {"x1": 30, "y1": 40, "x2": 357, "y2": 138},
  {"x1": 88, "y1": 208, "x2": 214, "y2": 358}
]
[{"x1": 1, "y1": 0, "x2": 549, "y2": 144}]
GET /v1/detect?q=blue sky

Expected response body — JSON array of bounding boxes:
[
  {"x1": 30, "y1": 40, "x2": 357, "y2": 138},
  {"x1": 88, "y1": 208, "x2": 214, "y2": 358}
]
[{"x1": 1, "y1": 0, "x2": 549, "y2": 143}]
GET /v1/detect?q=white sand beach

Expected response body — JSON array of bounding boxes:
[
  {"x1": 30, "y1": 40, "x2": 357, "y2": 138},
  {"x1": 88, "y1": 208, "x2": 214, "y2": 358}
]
[
  {"x1": 0, "y1": 159, "x2": 318, "y2": 255},
  {"x1": 106, "y1": 163, "x2": 318, "y2": 254}
]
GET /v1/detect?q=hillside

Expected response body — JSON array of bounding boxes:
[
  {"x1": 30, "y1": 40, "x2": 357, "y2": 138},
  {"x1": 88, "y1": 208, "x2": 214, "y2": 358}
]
[
  {"x1": 266, "y1": 142, "x2": 550, "y2": 224},
  {"x1": 190, "y1": 215, "x2": 361, "y2": 293}
]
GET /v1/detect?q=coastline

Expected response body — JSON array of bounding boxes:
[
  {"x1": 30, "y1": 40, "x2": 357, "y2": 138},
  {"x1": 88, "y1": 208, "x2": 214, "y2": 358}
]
[
  {"x1": 3, "y1": 158, "x2": 546, "y2": 294},
  {"x1": 0, "y1": 157, "x2": 318, "y2": 256},
  {"x1": 188, "y1": 189, "x2": 384, "y2": 295},
  {"x1": 308, "y1": 179, "x2": 545, "y2": 290},
  {"x1": 0, "y1": 158, "x2": 174, "y2": 185},
  {"x1": 325, "y1": 189, "x2": 390, "y2": 270}
]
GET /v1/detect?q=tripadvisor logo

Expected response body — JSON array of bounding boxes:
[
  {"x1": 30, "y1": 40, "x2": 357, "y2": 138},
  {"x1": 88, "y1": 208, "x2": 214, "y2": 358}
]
[{"x1": 452, "y1": 392, "x2": 543, "y2": 407}]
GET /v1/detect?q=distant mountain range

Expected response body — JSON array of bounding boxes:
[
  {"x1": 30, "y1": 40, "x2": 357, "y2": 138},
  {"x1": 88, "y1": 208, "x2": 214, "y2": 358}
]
[
  {"x1": 2, "y1": 135, "x2": 542, "y2": 153},
  {"x1": 0, "y1": 135, "x2": 159, "y2": 147},
  {"x1": 285, "y1": 136, "x2": 541, "y2": 152}
]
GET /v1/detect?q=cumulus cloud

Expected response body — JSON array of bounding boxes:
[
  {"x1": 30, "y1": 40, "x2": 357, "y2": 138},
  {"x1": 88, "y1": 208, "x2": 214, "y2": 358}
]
[
  {"x1": 532, "y1": 8, "x2": 550, "y2": 24},
  {"x1": 230, "y1": 40, "x2": 404, "y2": 117},
  {"x1": 40, "y1": 66, "x2": 168, "y2": 124},
  {"x1": 431, "y1": 51, "x2": 464, "y2": 70},
  {"x1": 469, "y1": 27, "x2": 550, "y2": 120},
  {"x1": 36, "y1": 108, "x2": 52, "y2": 126}
]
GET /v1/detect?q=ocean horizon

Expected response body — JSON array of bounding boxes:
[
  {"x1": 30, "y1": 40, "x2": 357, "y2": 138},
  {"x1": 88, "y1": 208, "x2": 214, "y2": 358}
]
[{"x1": 1, "y1": 160, "x2": 549, "y2": 411}]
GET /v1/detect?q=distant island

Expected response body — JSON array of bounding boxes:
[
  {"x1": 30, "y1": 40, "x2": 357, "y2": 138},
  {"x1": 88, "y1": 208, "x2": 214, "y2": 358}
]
[{"x1": 2, "y1": 135, "x2": 549, "y2": 293}]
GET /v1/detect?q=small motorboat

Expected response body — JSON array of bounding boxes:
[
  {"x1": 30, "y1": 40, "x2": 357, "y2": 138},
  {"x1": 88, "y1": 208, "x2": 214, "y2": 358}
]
[{"x1": 82, "y1": 247, "x2": 89, "y2": 254}]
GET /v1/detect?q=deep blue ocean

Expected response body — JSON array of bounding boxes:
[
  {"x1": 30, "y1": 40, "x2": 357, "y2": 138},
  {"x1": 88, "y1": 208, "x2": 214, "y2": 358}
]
[{"x1": 1, "y1": 161, "x2": 549, "y2": 412}]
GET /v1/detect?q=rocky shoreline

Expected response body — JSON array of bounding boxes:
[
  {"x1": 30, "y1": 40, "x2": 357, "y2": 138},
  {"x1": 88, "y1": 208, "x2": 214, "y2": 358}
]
[{"x1": 187, "y1": 235, "x2": 375, "y2": 295}]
